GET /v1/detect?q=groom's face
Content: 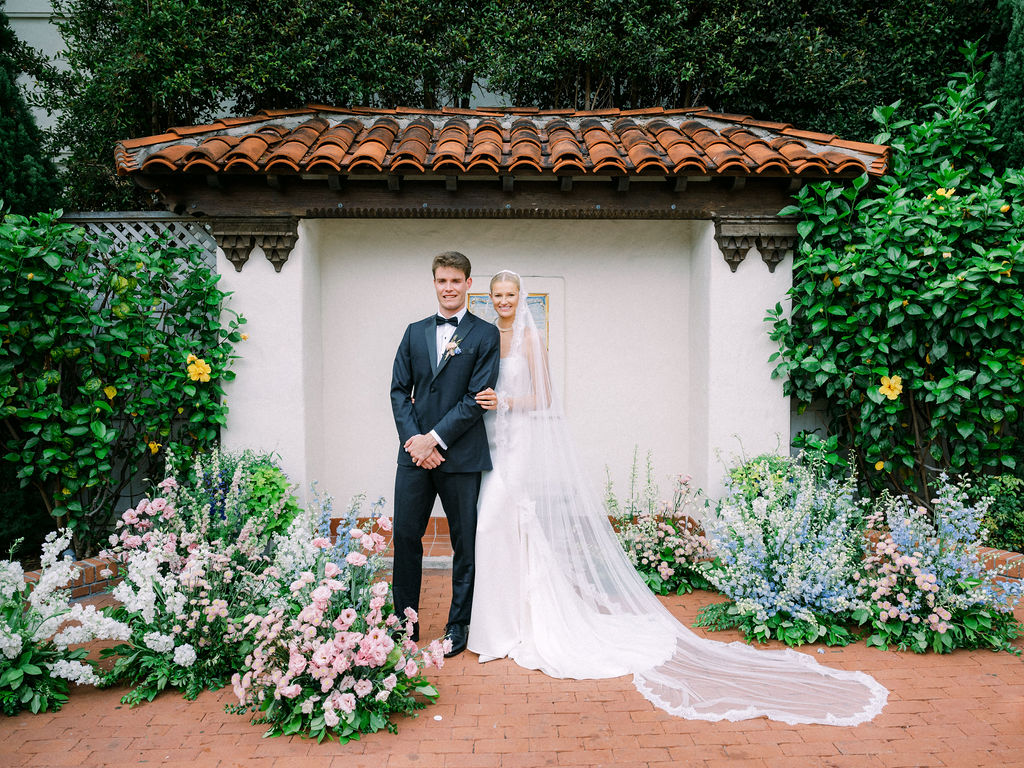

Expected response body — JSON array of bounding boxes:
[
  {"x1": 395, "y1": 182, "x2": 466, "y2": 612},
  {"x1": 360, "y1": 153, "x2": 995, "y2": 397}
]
[{"x1": 434, "y1": 266, "x2": 471, "y2": 316}]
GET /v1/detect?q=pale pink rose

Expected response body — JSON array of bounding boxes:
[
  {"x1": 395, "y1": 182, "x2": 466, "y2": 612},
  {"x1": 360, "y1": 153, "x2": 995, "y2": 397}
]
[
  {"x1": 279, "y1": 683, "x2": 302, "y2": 699},
  {"x1": 348, "y1": 528, "x2": 363, "y2": 539},
  {"x1": 371, "y1": 581, "x2": 389, "y2": 598},
  {"x1": 337, "y1": 693, "x2": 357, "y2": 714},
  {"x1": 383, "y1": 674, "x2": 397, "y2": 691},
  {"x1": 346, "y1": 552, "x2": 367, "y2": 567},
  {"x1": 403, "y1": 660, "x2": 418, "y2": 677},
  {"x1": 158, "y1": 477, "x2": 178, "y2": 490},
  {"x1": 354, "y1": 679, "x2": 373, "y2": 698},
  {"x1": 375, "y1": 690, "x2": 390, "y2": 702},
  {"x1": 310, "y1": 586, "x2": 332, "y2": 606},
  {"x1": 331, "y1": 655, "x2": 351, "y2": 675},
  {"x1": 324, "y1": 562, "x2": 342, "y2": 578},
  {"x1": 312, "y1": 537, "x2": 331, "y2": 549},
  {"x1": 376, "y1": 515, "x2": 393, "y2": 532},
  {"x1": 322, "y1": 706, "x2": 340, "y2": 728},
  {"x1": 403, "y1": 607, "x2": 418, "y2": 623},
  {"x1": 149, "y1": 498, "x2": 167, "y2": 513}
]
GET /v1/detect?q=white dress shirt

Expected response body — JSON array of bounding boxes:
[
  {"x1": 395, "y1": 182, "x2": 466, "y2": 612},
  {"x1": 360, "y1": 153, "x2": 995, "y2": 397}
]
[{"x1": 429, "y1": 306, "x2": 468, "y2": 450}]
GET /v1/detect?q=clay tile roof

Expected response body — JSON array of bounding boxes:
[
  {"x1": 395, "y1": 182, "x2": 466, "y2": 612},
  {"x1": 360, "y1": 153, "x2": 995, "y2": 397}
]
[{"x1": 115, "y1": 106, "x2": 889, "y2": 180}]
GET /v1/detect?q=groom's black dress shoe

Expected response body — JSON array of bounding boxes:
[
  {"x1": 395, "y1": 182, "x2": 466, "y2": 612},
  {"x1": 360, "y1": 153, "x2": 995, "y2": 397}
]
[{"x1": 442, "y1": 624, "x2": 469, "y2": 657}]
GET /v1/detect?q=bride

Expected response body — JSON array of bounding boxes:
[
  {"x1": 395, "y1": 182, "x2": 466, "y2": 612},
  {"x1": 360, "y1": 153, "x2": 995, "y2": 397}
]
[{"x1": 466, "y1": 270, "x2": 888, "y2": 725}]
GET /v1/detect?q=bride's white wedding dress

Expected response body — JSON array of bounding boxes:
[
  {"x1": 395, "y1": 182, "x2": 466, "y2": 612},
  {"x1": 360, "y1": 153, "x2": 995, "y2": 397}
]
[{"x1": 467, "y1": 278, "x2": 888, "y2": 725}]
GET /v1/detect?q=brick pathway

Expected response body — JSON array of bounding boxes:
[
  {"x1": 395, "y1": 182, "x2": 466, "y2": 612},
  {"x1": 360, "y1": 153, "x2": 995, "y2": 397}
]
[{"x1": 3, "y1": 571, "x2": 1023, "y2": 768}]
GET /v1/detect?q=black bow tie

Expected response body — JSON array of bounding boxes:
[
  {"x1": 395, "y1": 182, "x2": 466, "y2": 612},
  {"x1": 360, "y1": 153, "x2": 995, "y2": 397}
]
[{"x1": 436, "y1": 315, "x2": 459, "y2": 327}]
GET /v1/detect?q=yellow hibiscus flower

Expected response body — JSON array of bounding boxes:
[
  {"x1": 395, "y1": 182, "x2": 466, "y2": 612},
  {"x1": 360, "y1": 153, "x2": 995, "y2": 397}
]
[
  {"x1": 187, "y1": 358, "x2": 212, "y2": 383},
  {"x1": 103, "y1": 385, "x2": 117, "y2": 400},
  {"x1": 878, "y1": 375, "x2": 903, "y2": 400},
  {"x1": 874, "y1": 461, "x2": 885, "y2": 471}
]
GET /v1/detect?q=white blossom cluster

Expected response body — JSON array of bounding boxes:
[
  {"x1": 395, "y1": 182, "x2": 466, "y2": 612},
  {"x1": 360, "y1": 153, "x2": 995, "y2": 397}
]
[
  {"x1": 48, "y1": 659, "x2": 101, "y2": 686},
  {"x1": 51, "y1": 603, "x2": 130, "y2": 648},
  {"x1": 0, "y1": 559, "x2": 25, "y2": 601},
  {"x1": 173, "y1": 643, "x2": 197, "y2": 668},
  {"x1": 143, "y1": 631, "x2": 176, "y2": 653}
]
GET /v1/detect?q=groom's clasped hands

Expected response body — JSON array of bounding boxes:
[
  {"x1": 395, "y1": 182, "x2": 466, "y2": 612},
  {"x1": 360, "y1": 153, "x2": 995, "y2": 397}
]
[{"x1": 403, "y1": 433, "x2": 445, "y2": 469}]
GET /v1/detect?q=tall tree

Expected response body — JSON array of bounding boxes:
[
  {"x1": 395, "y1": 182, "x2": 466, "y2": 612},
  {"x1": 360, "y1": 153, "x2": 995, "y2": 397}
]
[
  {"x1": 0, "y1": 0, "x2": 58, "y2": 215},
  {"x1": 989, "y1": 0, "x2": 1024, "y2": 168},
  {"x1": 34, "y1": 0, "x2": 1014, "y2": 211}
]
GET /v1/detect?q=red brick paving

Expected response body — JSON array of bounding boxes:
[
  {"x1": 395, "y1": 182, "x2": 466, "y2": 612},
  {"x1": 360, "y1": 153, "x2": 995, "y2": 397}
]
[{"x1": 2, "y1": 571, "x2": 1023, "y2": 768}]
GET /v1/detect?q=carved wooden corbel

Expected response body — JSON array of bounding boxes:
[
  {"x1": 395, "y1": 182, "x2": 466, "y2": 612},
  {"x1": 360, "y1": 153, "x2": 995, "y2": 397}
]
[
  {"x1": 756, "y1": 233, "x2": 796, "y2": 273},
  {"x1": 258, "y1": 218, "x2": 300, "y2": 272},
  {"x1": 713, "y1": 215, "x2": 797, "y2": 273},
  {"x1": 210, "y1": 217, "x2": 300, "y2": 272}
]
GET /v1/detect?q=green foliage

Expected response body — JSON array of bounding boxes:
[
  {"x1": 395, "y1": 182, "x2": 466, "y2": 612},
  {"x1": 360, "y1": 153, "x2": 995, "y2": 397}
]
[
  {"x1": 0, "y1": 3, "x2": 58, "y2": 214},
  {"x1": 977, "y1": 474, "x2": 1024, "y2": 552},
  {"x1": 694, "y1": 601, "x2": 858, "y2": 648},
  {"x1": 165, "y1": 448, "x2": 302, "y2": 544},
  {"x1": 769, "y1": 45, "x2": 1024, "y2": 503},
  {"x1": 989, "y1": 0, "x2": 1024, "y2": 168},
  {"x1": 0, "y1": 643, "x2": 82, "y2": 716},
  {"x1": 0, "y1": 210, "x2": 243, "y2": 554}
]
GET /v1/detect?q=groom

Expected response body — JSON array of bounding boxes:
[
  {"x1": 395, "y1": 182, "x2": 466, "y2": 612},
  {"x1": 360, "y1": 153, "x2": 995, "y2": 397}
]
[{"x1": 390, "y1": 251, "x2": 500, "y2": 657}]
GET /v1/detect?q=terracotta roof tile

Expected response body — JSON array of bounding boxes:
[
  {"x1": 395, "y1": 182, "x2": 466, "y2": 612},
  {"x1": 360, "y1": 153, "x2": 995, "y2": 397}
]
[{"x1": 116, "y1": 106, "x2": 889, "y2": 179}]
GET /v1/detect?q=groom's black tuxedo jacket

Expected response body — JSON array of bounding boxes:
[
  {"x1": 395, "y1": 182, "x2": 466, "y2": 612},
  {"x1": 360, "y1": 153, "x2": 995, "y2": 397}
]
[{"x1": 391, "y1": 311, "x2": 500, "y2": 473}]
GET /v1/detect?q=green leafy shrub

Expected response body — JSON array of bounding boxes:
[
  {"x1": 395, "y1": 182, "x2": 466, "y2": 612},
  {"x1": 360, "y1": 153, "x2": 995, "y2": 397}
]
[
  {"x1": 768, "y1": 44, "x2": 1024, "y2": 503},
  {"x1": 165, "y1": 448, "x2": 302, "y2": 544},
  {"x1": 977, "y1": 474, "x2": 1024, "y2": 552},
  {"x1": 0, "y1": 210, "x2": 244, "y2": 554}
]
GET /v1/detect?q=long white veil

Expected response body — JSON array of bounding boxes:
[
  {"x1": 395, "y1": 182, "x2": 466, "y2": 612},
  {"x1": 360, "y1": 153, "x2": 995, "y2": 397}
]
[{"x1": 488, "y1": 272, "x2": 888, "y2": 725}]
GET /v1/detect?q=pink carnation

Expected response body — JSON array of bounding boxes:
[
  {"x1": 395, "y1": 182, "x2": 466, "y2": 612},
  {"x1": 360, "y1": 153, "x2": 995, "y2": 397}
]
[
  {"x1": 376, "y1": 516, "x2": 393, "y2": 532},
  {"x1": 354, "y1": 679, "x2": 373, "y2": 698},
  {"x1": 324, "y1": 562, "x2": 342, "y2": 578},
  {"x1": 312, "y1": 537, "x2": 331, "y2": 549},
  {"x1": 403, "y1": 660, "x2": 418, "y2": 677}
]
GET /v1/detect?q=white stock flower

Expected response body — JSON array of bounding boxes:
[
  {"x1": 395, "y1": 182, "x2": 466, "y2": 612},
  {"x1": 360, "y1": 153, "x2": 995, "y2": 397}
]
[
  {"x1": 0, "y1": 620, "x2": 23, "y2": 660},
  {"x1": 143, "y1": 631, "x2": 176, "y2": 653},
  {"x1": 51, "y1": 604, "x2": 131, "y2": 648},
  {"x1": 173, "y1": 643, "x2": 197, "y2": 668},
  {"x1": 49, "y1": 659, "x2": 101, "y2": 686},
  {"x1": 0, "y1": 560, "x2": 25, "y2": 601}
]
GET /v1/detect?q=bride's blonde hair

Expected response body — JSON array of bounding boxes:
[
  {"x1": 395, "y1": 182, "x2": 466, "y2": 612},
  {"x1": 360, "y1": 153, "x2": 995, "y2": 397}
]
[{"x1": 489, "y1": 270, "x2": 521, "y2": 291}]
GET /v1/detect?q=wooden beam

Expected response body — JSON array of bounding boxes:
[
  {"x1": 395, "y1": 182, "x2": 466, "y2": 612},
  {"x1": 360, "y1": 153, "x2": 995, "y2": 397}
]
[
  {"x1": 387, "y1": 175, "x2": 401, "y2": 191},
  {"x1": 445, "y1": 176, "x2": 458, "y2": 192},
  {"x1": 502, "y1": 175, "x2": 514, "y2": 192},
  {"x1": 559, "y1": 176, "x2": 573, "y2": 192},
  {"x1": 615, "y1": 176, "x2": 629, "y2": 193}
]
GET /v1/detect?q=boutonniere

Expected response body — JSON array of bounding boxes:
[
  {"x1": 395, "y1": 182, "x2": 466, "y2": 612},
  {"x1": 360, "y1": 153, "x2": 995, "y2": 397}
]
[{"x1": 443, "y1": 335, "x2": 463, "y2": 361}]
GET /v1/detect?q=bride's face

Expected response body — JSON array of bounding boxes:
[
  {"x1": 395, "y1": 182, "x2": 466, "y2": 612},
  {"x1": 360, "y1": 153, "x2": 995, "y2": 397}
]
[{"x1": 490, "y1": 281, "x2": 519, "y2": 320}]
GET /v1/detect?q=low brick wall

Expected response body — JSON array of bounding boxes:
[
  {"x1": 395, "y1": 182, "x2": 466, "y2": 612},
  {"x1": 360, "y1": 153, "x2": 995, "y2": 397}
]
[{"x1": 23, "y1": 556, "x2": 121, "y2": 599}]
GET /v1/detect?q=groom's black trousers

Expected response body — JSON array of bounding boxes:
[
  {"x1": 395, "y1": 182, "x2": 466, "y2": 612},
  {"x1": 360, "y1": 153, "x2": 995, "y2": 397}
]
[{"x1": 392, "y1": 465, "x2": 481, "y2": 629}]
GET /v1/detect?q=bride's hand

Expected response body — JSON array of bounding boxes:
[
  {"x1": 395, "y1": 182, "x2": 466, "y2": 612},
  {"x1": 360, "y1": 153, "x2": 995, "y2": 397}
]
[{"x1": 475, "y1": 388, "x2": 498, "y2": 410}]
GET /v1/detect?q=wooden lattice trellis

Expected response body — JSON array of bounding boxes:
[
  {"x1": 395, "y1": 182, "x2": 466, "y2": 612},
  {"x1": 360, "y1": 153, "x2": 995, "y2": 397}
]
[{"x1": 62, "y1": 212, "x2": 217, "y2": 263}]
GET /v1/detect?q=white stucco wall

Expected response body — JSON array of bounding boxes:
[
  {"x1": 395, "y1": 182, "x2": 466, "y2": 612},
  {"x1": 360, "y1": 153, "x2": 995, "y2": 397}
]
[{"x1": 218, "y1": 217, "x2": 791, "y2": 513}]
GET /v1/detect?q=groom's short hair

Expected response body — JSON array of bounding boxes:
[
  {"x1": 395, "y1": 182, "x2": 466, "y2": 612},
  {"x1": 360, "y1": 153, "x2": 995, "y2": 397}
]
[{"x1": 432, "y1": 251, "x2": 471, "y2": 278}]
